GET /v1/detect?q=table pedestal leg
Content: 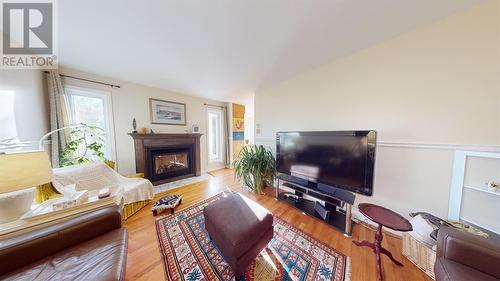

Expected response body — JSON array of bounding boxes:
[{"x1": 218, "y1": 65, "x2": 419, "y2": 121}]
[
  {"x1": 353, "y1": 224, "x2": 404, "y2": 281},
  {"x1": 379, "y1": 246, "x2": 403, "y2": 266},
  {"x1": 374, "y1": 224, "x2": 383, "y2": 281}
]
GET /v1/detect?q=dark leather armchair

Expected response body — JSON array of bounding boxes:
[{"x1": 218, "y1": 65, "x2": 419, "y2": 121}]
[
  {"x1": 0, "y1": 205, "x2": 128, "y2": 281},
  {"x1": 434, "y1": 226, "x2": 500, "y2": 281}
]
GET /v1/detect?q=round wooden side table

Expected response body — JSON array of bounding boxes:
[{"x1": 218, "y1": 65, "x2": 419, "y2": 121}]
[{"x1": 353, "y1": 203, "x2": 413, "y2": 281}]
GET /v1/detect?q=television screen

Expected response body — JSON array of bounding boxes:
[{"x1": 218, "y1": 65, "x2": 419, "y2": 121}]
[{"x1": 276, "y1": 131, "x2": 376, "y2": 196}]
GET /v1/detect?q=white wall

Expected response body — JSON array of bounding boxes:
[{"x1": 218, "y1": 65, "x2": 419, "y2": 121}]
[
  {"x1": 244, "y1": 95, "x2": 255, "y2": 144},
  {"x1": 59, "y1": 67, "x2": 226, "y2": 175},
  {"x1": 255, "y1": 1, "x2": 500, "y2": 219},
  {"x1": 0, "y1": 70, "x2": 49, "y2": 142}
]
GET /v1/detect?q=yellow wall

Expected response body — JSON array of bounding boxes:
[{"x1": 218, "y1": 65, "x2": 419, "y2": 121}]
[{"x1": 255, "y1": 1, "x2": 500, "y2": 218}]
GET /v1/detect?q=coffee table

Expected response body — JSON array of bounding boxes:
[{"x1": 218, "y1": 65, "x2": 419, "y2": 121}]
[{"x1": 353, "y1": 203, "x2": 413, "y2": 281}]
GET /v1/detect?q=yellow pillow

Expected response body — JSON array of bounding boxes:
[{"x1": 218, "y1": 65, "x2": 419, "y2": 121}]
[
  {"x1": 35, "y1": 183, "x2": 62, "y2": 203},
  {"x1": 126, "y1": 173, "x2": 144, "y2": 178},
  {"x1": 104, "y1": 159, "x2": 116, "y2": 170}
]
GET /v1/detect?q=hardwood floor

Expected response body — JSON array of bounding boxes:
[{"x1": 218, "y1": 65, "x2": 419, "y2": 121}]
[{"x1": 124, "y1": 169, "x2": 432, "y2": 281}]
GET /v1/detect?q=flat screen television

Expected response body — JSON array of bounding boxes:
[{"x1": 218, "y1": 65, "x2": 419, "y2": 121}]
[{"x1": 276, "y1": 130, "x2": 376, "y2": 196}]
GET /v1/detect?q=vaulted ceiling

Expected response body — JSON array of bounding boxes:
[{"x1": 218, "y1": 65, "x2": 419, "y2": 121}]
[{"x1": 59, "y1": 0, "x2": 487, "y2": 103}]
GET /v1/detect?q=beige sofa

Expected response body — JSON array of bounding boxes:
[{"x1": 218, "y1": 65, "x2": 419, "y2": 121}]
[{"x1": 52, "y1": 162, "x2": 154, "y2": 220}]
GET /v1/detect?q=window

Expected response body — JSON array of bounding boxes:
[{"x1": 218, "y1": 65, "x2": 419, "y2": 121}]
[
  {"x1": 207, "y1": 107, "x2": 223, "y2": 162},
  {"x1": 0, "y1": 91, "x2": 17, "y2": 141},
  {"x1": 64, "y1": 86, "x2": 115, "y2": 160}
]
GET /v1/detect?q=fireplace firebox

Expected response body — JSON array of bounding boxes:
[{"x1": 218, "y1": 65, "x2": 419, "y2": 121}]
[
  {"x1": 129, "y1": 133, "x2": 203, "y2": 185},
  {"x1": 148, "y1": 147, "x2": 194, "y2": 183}
]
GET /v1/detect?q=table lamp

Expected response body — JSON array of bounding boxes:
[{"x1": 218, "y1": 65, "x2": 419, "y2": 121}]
[{"x1": 0, "y1": 151, "x2": 53, "y2": 223}]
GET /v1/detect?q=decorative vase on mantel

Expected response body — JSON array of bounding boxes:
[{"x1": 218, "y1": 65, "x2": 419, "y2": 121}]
[{"x1": 132, "y1": 118, "x2": 137, "y2": 133}]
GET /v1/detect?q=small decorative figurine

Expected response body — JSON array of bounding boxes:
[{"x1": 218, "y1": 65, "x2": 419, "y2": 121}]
[
  {"x1": 132, "y1": 118, "x2": 137, "y2": 133},
  {"x1": 487, "y1": 180, "x2": 499, "y2": 192}
]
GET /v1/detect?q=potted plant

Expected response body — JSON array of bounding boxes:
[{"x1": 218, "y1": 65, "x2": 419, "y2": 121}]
[
  {"x1": 59, "y1": 125, "x2": 108, "y2": 167},
  {"x1": 233, "y1": 145, "x2": 276, "y2": 194}
]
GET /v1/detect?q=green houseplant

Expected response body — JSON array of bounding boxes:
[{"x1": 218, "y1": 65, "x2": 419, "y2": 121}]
[
  {"x1": 59, "y1": 125, "x2": 107, "y2": 167},
  {"x1": 233, "y1": 145, "x2": 276, "y2": 194}
]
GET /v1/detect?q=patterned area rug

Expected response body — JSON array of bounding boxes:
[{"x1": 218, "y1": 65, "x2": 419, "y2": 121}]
[{"x1": 156, "y1": 192, "x2": 350, "y2": 281}]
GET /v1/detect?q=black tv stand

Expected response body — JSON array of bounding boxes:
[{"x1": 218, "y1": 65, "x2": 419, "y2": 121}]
[{"x1": 276, "y1": 176, "x2": 354, "y2": 237}]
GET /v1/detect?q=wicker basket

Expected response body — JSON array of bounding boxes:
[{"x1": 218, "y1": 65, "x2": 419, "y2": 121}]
[{"x1": 402, "y1": 233, "x2": 436, "y2": 280}]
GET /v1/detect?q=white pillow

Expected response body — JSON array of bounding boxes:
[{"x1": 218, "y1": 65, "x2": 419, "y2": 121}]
[
  {"x1": 408, "y1": 215, "x2": 437, "y2": 246},
  {"x1": 56, "y1": 184, "x2": 77, "y2": 197}
]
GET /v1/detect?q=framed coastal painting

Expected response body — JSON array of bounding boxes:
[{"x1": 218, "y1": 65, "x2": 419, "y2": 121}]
[{"x1": 149, "y1": 98, "x2": 186, "y2": 125}]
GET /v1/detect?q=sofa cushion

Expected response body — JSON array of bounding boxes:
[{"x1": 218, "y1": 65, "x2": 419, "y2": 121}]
[
  {"x1": 434, "y1": 257, "x2": 500, "y2": 281},
  {"x1": 0, "y1": 205, "x2": 123, "y2": 276},
  {"x1": 0, "y1": 228, "x2": 128, "y2": 281},
  {"x1": 203, "y1": 193, "x2": 273, "y2": 260},
  {"x1": 437, "y1": 226, "x2": 500, "y2": 280}
]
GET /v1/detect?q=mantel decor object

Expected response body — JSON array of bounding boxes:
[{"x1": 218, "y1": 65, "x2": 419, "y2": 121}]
[
  {"x1": 137, "y1": 127, "x2": 151, "y2": 134},
  {"x1": 132, "y1": 118, "x2": 137, "y2": 133},
  {"x1": 192, "y1": 124, "x2": 200, "y2": 133}
]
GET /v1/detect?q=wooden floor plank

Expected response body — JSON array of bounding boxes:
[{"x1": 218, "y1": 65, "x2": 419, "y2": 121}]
[{"x1": 124, "y1": 169, "x2": 432, "y2": 281}]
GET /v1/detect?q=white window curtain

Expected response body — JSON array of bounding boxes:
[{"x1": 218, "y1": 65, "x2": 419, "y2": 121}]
[
  {"x1": 46, "y1": 70, "x2": 71, "y2": 167},
  {"x1": 223, "y1": 104, "x2": 230, "y2": 167}
]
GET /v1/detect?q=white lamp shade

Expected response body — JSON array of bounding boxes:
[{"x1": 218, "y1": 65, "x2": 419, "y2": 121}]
[
  {"x1": 0, "y1": 188, "x2": 35, "y2": 223},
  {"x1": 0, "y1": 151, "x2": 53, "y2": 193}
]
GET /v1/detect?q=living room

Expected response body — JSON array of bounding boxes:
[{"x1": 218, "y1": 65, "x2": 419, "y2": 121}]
[{"x1": 0, "y1": 1, "x2": 499, "y2": 281}]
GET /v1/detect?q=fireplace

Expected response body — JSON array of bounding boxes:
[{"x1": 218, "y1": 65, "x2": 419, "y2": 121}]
[
  {"x1": 129, "y1": 133, "x2": 202, "y2": 185},
  {"x1": 148, "y1": 146, "x2": 193, "y2": 183}
]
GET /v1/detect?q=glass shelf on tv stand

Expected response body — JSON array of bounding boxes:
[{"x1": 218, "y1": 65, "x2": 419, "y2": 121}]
[{"x1": 275, "y1": 178, "x2": 354, "y2": 238}]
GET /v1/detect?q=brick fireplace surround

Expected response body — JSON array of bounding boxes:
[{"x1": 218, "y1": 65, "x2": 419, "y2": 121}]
[{"x1": 129, "y1": 133, "x2": 203, "y2": 185}]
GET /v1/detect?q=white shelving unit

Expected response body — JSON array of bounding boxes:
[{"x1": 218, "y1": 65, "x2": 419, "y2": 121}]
[
  {"x1": 463, "y1": 185, "x2": 500, "y2": 197},
  {"x1": 448, "y1": 150, "x2": 500, "y2": 235}
]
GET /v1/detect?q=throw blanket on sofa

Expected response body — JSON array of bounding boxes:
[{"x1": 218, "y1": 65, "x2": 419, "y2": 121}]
[{"x1": 52, "y1": 162, "x2": 154, "y2": 205}]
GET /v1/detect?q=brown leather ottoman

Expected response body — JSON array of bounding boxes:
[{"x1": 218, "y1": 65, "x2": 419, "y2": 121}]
[{"x1": 203, "y1": 193, "x2": 273, "y2": 278}]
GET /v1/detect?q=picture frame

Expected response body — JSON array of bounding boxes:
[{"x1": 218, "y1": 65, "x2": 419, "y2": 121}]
[{"x1": 149, "y1": 98, "x2": 187, "y2": 125}]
